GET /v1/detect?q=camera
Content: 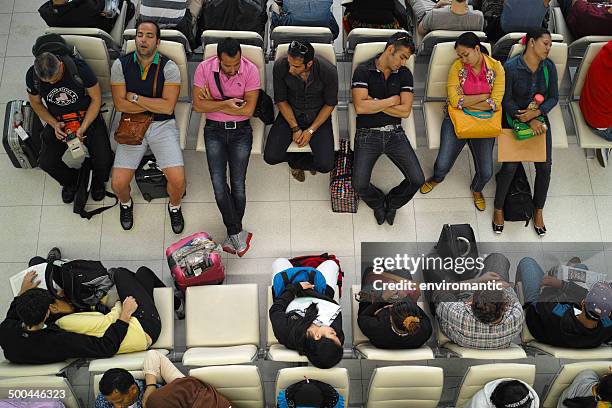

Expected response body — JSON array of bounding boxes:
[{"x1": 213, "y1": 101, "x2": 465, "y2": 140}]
[{"x1": 65, "y1": 128, "x2": 85, "y2": 159}]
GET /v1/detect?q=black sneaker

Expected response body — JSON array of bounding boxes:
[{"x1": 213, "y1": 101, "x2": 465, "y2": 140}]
[
  {"x1": 168, "y1": 205, "x2": 184, "y2": 234},
  {"x1": 91, "y1": 176, "x2": 106, "y2": 202},
  {"x1": 46, "y1": 247, "x2": 62, "y2": 263},
  {"x1": 120, "y1": 200, "x2": 134, "y2": 230},
  {"x1": 61, "y1": 185, "x2": 77, "y2": 203}
]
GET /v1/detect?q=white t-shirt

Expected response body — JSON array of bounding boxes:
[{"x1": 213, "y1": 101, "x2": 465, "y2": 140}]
[{"x1": 286, "y1": 297, "x2": 340, "y2": 326}]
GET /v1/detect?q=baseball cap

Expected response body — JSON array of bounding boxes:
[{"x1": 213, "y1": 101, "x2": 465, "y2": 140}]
[{"x1": 585, "y1": 281, "x2": 612, "y2": 320}]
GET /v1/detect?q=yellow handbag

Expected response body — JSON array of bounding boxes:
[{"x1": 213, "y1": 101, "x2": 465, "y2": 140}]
[{"x1": 448, "y1": 106, "x2": 502, "y2": 139}]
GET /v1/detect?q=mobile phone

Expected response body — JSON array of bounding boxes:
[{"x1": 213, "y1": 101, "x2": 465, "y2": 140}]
[{"x1": 237, "y1": 100, "x2": 246, "y2": 107}]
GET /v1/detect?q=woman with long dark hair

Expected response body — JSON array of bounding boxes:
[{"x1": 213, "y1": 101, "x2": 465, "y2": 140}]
[
  {"x1": 493, "y1": 28, "x2": 559, "y2": 236},
  {"x1": 269, "y1": 258, "x2": 344, "y2": 369},
  {"x1": 420, "y1": 32, "x2": 505, "y2": 213}
]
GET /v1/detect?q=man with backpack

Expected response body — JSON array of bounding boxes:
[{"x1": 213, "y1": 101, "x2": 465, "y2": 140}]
[
  {"x1": 26, "y1": 34, "x2": 114, "y2": 205},
  {"x1": 192, "y1": 37, "x2": 260, "y2": 257},
  {"x1": 0, "y1": 254, "x2": 137, "y2": 364},
  {"x1": 517, "y1": 257, "x2": 612, "y2": 349}
]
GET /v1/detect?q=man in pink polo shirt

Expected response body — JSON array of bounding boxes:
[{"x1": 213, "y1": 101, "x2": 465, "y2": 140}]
[{"x1": 192, "y1": 37, "x2": 260, "y2": 257}]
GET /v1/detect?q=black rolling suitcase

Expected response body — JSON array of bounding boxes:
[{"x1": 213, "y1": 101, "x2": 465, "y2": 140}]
[
  {"x1": 3, "y1": 100, "x2": 43, "y2": 168},
  {"x1": 135, "y1": 154, "x2": 169, "y2": 202}
]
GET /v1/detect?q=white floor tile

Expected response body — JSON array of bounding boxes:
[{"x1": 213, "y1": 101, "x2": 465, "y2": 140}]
[
  {"x1": 0, "y1": 0, "x2": 14, "y2": 13},
  {"x1": 0, "y1": 14, "x2": 10, "y2": 34},
  {"x1": 42, "y1": 174, "x2": 65, "y2": 206},
  {"x1": 0, "y1": 205, "x2": 40, "y2": 262},
  {"x1": 0, "y1": 35, "x2": 7, "y2": 57},
  {"x1": 353, "y1": 200, "x2": 416, "y2": 256},
  {"x1": 5, "y1": 13, "x2": 45, "y2": 57},
  {"x1": 100, "y1": 203, "x2": 166, "y2": 261},
  {"x1": 291, "y1": 200, "x2": 354, "y2": 257},
  {"x1": 12, "y1": 0, "x2": 44, "y2": 13},
  {"x1": 37, "y1": 204, "x2": 102, "y2": 260},
  {"x1": 247, "y1": 155, "x2": 290, "y2": 202},
  {"x1": 538, "y1": 195, "x2": 602, "y2": 244},
  {"x1": 413, "y1": 198, "x2": 479, "y2": 243},
  {"x1": 0, "y1": 156, "x2": 44, "y2": 205},
  {"x1": 162, "y1": 202, "x2": 227, "y2": 250},
  {"x1": 242, "y1": 201, "x2": 291, "y2": 258},
  {"x1": 538, "y1": 146, "x2": 593, "y2": 197},
  {"x1": 181, "y1": 150, "x2": 215, "y2": 203},
  {"x1": 594, "y1": 195, "x2": 612, "y2": 243},
  {"x1": 540, "y1": 250, "x2": 608, "y2": 276},
  {"x1": 587, "y1": 158, "x2": 612, "y2": 196},
  {"x1": 289, "y1": 168, "x2": 329, "y2": 201},
  {"x1": 416, "y1": 148, "x2": 473, "y2": 199},
  {"x1": 0, "y1": 56, "x2": 33, "y2": 103},
  {"x1": 0, "y1": 103, "x2": 5, "y2": 131}
]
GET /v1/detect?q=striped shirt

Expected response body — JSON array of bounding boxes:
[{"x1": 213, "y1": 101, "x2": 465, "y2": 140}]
[
  {"x1": 436, "y1": 287, "x2": 525, "y2": 349},
  {"x1": 139, "y1": 0, "x2": 186, "y2": 27}
]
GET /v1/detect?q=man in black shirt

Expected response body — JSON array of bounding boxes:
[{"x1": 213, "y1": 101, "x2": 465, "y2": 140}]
[
  {"x1": 38, "y1": 0, "x2": 133, "y2": 34},
  {"x1": 517, "y1": 257, "x2": 612, "y2": 349},
  {"x1": 351, "y1": 32, "x2": 424, "y2": 225},
  {"x1": 264, "y1": 40, "x2": 338, "y2": 182},
  {"x1": 0, "y1": 267, "x2": 136, "y2": 364},
  {"x1": 26, "y1": 50, "x2": 113, "y2": 204}
]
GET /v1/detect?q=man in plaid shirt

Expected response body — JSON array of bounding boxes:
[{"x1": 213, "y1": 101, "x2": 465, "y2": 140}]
[{"x1": 432, "y1": 253, "x2": 525, "y2": 349}]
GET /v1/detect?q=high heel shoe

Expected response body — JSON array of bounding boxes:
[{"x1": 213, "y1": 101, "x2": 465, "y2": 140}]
[
  {"x1": 534, "y1": 223, "x2": 547, "y2": 236},
  {"x1": 492, "y1": 221, "x2": 504, "y2": 234}
]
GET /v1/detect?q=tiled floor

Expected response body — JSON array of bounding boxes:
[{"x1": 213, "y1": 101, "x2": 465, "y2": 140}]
[{"x1": 0, "y1": 0, "x2": 611, "y2": 407}]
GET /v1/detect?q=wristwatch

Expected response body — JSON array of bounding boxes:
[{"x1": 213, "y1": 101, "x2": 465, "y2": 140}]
[
  {"x1": 307, "y1": 128, "x2": 315, "y2": 135},
  {"x1": 130, "y1": 94, "x2": 140, "y2": 103}
]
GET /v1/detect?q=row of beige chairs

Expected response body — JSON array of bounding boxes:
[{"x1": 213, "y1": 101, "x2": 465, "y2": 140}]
[
  {"x1": 2, "y1": 283, "x2": 610, "y2": 382},
  {"x1": 1, "y1": 361, "x2": 610, "y2": 408},
  {"x1": 53, "y1": 27, "x2": 612, "y2": 160}
]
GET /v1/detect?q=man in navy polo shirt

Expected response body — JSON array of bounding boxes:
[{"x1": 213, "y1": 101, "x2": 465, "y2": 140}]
[
  {"x1": 351, "y1": 33, "x2": 424, "y2": 226},
  {"x1": 110, "y1": 19, "x2": 186, "y2": 234}
]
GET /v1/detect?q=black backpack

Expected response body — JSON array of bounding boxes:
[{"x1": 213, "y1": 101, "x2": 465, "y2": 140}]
[
  {"x1": 45, "y1": 259, "x2": 114, "y2": 310},
  {"x1": 31, "y1": 34, "x2": 84, "y2": 91},
  {"x1": 277, "y1": 379, "x2": 345, "y2": 408},
  {"x1": 499, "y1": 164, "x2": 534, "y2": 226}
]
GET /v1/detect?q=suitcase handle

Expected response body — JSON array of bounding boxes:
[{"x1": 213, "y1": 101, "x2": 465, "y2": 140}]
[{"x1": 456, "y1": 236, "x2": 471, "y2": 258}]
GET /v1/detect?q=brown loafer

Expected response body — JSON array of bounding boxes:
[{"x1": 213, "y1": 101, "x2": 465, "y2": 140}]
[{"x1": 291, "y1": 168, "x2": 305, "y2": 182}]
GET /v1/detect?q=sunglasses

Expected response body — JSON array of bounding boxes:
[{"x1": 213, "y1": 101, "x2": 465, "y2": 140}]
[{"x1": 289, "y1": 40, "x2": 309, "y2": 55}]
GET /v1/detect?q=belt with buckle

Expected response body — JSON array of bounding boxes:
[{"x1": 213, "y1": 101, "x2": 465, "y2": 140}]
[
  {"x1": 205, "y1": 119, "x2": 251, "y2": 130},
  {"x1": 368, "y1": 124, "x2": 403, "y2": 132}
]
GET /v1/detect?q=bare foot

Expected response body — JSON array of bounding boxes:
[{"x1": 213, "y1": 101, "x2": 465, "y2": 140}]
[
  {"x1": 493, "y1": 208, "x2": 504, "y2": 225},
  {"x1": 534, "y1": 208, "x2": 545, "y2": 228}
]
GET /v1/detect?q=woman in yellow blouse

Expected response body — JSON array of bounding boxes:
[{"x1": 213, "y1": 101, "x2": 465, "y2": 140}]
[{"x1": 420, "y1": 32, "x2": 505, "y2": 211}]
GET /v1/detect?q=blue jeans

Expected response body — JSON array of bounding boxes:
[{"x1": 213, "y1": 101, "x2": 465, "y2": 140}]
[
  {"x1": 432, "y1": 115, "x2": 495, "y2": 192},
  {"x1": 517, "y1": 257, "x2": 588, "y2": 304},
  {"x1": 271, "y1": 0, "x2": 339, "y2": 39},
  {"x1": 593, "y1": 127, "x2": 612, "y2": 142},
  {"x1": 352, "y1": 128, "x2": 425, "y2": 210},
  {"x1": 204, "y1": 124, "x2": 253, "y2": 236}
]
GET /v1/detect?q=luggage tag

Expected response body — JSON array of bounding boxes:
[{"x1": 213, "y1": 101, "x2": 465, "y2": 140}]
[{"x1": 15, "y1": 125, "x2": 30, "y2": 141}]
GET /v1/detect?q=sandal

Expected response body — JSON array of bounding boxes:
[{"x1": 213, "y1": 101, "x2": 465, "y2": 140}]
[
  {"x1": 472, "y1": 191, "x2": 486, "y2": 211},
  {"x1": 419, "y1": 180, "x2": 438, "y2": 194}
]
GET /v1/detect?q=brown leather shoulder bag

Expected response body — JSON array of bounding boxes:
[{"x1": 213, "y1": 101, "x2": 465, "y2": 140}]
[{"x1": 114, "y1": 59, "x2": 161, "y2": 145}]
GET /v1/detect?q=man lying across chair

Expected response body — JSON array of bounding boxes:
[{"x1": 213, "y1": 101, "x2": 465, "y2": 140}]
[
  {"x1": 96, "y1": 349, "x2": 231, "y2": 408},
  {"x1": 517, "y1": 257, "x2": 612, "y2": 349},
  {"x1": 558, "y1": 367, "x2": 612, "y2": 408},
  {"x1": 0, "y1": 248, "x2": 181, "y2": 364}
]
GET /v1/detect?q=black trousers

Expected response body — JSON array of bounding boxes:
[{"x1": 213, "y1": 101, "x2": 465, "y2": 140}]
[
  {"x1": 113, "y1": 267, "x2": 165, "y2": 344},
  {"x1": 264, "y1": 113, "x2": 335, "y2": 173},
  {"x1": 39, "y1": 114, "x2": 113, "y2": 188}
]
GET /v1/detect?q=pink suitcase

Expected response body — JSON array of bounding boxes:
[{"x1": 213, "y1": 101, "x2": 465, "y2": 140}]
[{"x1": 165, "y1": 232, "x2": 225, "y2": 293}]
